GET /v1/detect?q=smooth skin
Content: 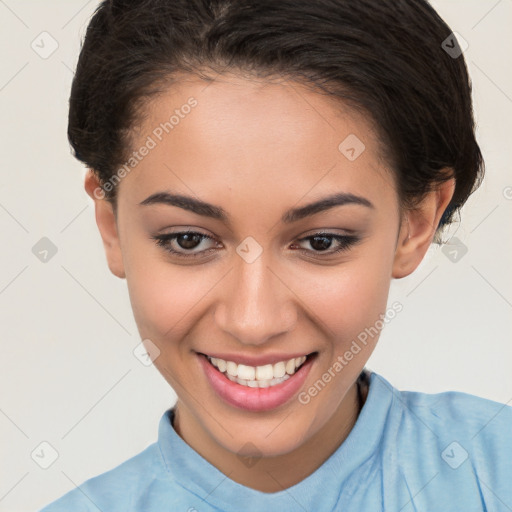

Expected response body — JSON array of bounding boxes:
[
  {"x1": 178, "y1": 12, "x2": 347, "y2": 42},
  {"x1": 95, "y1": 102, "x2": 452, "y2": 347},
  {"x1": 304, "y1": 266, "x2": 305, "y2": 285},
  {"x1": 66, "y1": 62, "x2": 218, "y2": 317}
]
[{"x1": 84, "y1": 73, "x2": 455, "y2": 493}]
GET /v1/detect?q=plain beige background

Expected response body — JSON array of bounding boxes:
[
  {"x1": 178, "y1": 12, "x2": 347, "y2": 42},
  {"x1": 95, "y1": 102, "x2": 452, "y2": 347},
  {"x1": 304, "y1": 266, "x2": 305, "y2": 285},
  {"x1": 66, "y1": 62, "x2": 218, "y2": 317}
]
[{"x1": 0, "y1": 1, "x2": 511, "y2": 510}]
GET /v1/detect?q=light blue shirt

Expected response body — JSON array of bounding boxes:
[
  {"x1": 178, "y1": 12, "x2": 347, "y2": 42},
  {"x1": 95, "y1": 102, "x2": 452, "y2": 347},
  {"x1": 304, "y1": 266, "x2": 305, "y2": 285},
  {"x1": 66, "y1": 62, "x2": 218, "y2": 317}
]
[{"x1": 38, "y1": 370, "x2": 512, "y2": 511}]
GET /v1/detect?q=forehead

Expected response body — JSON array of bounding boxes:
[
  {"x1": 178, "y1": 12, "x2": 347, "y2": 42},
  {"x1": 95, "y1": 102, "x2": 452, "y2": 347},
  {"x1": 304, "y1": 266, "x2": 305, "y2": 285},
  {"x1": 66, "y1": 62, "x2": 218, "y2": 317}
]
[{"x1": 121, "y1": 73, "x2": 396, "y2": 209}]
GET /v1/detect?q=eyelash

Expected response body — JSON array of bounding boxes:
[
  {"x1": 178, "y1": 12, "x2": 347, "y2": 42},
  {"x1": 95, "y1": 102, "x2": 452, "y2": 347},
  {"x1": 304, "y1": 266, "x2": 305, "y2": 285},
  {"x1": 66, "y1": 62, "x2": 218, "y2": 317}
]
[{"x1": 151, "y1": 230, "x2": 360, "y2": 259}]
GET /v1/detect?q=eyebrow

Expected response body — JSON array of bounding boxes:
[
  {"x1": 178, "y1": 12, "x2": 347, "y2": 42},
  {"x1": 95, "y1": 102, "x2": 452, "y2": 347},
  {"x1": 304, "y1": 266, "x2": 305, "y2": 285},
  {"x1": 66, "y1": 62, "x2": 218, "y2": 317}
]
[{"x1": 139, "y1": 191, "x2": 374, "y2": 224}]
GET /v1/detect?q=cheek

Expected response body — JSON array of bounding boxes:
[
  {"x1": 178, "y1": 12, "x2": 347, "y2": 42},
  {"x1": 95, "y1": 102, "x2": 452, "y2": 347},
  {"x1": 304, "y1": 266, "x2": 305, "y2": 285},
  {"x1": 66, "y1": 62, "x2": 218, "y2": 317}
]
[
  {"x1": 299, "y1": 250, "x2": 394, "y2": 346},
  {"x1": 123, "y1": 248, "x2": 206, "y2": 342}
]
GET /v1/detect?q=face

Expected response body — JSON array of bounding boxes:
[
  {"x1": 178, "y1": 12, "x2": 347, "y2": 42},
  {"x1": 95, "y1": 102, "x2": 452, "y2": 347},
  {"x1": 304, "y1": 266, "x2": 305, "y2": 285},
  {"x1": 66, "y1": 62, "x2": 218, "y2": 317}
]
[{"x1": 87, "y1": 72, "x2": 450, "y2": 460}]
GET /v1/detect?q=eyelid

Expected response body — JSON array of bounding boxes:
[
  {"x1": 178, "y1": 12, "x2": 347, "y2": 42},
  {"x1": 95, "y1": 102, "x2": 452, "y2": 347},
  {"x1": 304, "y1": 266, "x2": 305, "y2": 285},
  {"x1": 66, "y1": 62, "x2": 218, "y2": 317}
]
[{"x1": 297, "y1": 227, "x2": 358, "y2": 237}]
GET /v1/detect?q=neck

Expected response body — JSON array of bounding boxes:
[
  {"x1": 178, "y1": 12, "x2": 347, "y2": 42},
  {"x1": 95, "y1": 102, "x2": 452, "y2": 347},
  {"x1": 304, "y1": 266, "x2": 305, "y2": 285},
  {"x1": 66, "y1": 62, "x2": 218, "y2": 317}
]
[{"x1": 173, "y1": 376, "x2": 366, "y2": 493}]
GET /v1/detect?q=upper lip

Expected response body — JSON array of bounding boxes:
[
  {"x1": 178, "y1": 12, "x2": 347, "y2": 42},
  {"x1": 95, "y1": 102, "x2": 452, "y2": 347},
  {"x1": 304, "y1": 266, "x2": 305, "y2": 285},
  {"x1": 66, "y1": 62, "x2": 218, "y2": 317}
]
[{"x1": 198, "y1": 351, "x2": 315, "y2": 367}]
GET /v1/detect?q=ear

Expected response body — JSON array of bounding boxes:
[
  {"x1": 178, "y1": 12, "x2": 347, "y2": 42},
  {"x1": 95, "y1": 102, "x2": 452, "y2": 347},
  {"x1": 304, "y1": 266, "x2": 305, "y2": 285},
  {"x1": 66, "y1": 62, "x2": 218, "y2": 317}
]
[
  {"x1": 84, "y1": 170, "x2": 126, "y2": 279},
  {"x1": 392, "y1": 176, "x2": 455, "y2": 279}
]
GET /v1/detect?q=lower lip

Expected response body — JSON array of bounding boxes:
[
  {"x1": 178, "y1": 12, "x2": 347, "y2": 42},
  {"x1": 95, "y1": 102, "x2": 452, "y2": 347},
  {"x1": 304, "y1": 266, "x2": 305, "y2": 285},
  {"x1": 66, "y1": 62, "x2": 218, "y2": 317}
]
[{"x1": 198, "y1": 354, "x2": 314, "y2": 412}]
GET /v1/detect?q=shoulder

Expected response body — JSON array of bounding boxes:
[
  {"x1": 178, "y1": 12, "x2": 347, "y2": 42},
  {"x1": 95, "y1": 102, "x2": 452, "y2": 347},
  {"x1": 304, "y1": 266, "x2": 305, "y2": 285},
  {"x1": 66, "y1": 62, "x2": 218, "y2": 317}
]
[
  {"x1": 381, "y1": 378, "x2": 512, "y2": 508},
  {"x1": 397, "y1": 386, "x2": 512, "y2": 446},
  {"x1": 37, "y1": 442, "x2": 170, "y2": 512},
  {"x1": 403, "y1": 388, "x2": 512, "y2": 477}
]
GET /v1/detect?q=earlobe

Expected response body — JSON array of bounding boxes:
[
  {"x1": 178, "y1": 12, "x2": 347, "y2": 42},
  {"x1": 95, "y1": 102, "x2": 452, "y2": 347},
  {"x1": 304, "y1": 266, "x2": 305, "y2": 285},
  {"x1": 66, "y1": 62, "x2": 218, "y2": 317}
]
[
  {"x1": 392, "y1": 176, "x2": 455, "y2": 279},
  {"x1": 84, "y1": 170, "x2": 126, "y2": 279}
]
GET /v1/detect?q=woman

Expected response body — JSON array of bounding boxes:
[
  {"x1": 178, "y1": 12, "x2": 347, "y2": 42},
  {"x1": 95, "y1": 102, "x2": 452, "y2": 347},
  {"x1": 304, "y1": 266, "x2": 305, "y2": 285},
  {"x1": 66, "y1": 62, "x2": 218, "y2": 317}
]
[{"x1": 39, "y1": 0, "x2": 511, "y2": 510}]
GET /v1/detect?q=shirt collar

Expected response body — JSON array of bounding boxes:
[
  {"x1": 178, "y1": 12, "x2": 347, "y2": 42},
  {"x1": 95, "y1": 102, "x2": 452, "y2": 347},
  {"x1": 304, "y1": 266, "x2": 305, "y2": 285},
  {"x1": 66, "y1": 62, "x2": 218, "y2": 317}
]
[{"x1": 157, "y1": 369, "x2": 398, "y2": 512}]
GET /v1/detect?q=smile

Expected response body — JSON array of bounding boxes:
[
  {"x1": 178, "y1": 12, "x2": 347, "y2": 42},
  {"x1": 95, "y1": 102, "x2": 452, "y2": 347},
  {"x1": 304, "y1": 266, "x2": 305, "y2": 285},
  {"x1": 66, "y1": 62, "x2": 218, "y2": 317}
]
[
  {"x1": 198, "y1": 352, "x2": 316, "y2": 412},
  {"x1": 207, "y1": 355, "x2": 307, "y2": 388}
]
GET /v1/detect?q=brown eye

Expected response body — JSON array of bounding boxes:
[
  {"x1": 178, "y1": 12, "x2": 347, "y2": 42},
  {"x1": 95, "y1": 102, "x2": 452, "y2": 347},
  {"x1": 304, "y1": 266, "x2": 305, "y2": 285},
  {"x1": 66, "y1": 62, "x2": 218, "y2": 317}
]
[
  {"x1": 309, "y1": 235, "x2": 335, "y2": 251},
  {"x1": 152, "y1": 231, "x2": 218, "y2": 258},
  {"x1": 175, "y1": 233, "x2": 203, "y2": 250},
  {"x1": 292, "y1": 233, "x2": 360, "y2": 255}
]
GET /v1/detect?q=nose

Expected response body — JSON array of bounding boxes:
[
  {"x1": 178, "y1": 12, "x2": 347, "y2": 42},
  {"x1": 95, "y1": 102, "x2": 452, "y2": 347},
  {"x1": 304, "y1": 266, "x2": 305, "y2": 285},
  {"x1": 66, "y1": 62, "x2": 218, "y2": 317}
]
[{"x1": 214, "y1": 254, "x2": 298, "y2": 346}]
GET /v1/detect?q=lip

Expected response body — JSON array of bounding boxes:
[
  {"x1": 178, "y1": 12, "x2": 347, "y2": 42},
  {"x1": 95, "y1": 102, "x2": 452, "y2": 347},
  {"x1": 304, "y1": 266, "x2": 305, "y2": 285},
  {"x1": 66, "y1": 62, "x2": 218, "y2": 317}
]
[
  {"x1": 198, "y1": 352, "x2": 315, "y2": 412},
  {"x1": 199, "y1": 351, "x2": 312, "y2": 366}
]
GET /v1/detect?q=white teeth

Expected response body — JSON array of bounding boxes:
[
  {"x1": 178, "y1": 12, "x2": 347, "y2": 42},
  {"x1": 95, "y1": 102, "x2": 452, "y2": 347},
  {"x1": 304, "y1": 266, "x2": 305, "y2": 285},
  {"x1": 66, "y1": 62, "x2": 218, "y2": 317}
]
[
  {"x1": 207, "y1": 354, "x2": 309, "y2": 387},
  {"x1": 226, "y1": 361, "x2": 238, "y2": 377},
  {"x1": 285, "y1": 358, "x2": 296, "y2": 375},
  {"x1": 255, "y1": 364, "x2": 274, "y2": 381},
  {"x1": 237, "y1": 364, "x2": 255, "y2": 380},
  {"x1": 216, "y1": 358, "x2": 227, "y2": 373},
  {"x1": 273, "y1": 361, "x2": 286, "y2": 378}
]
